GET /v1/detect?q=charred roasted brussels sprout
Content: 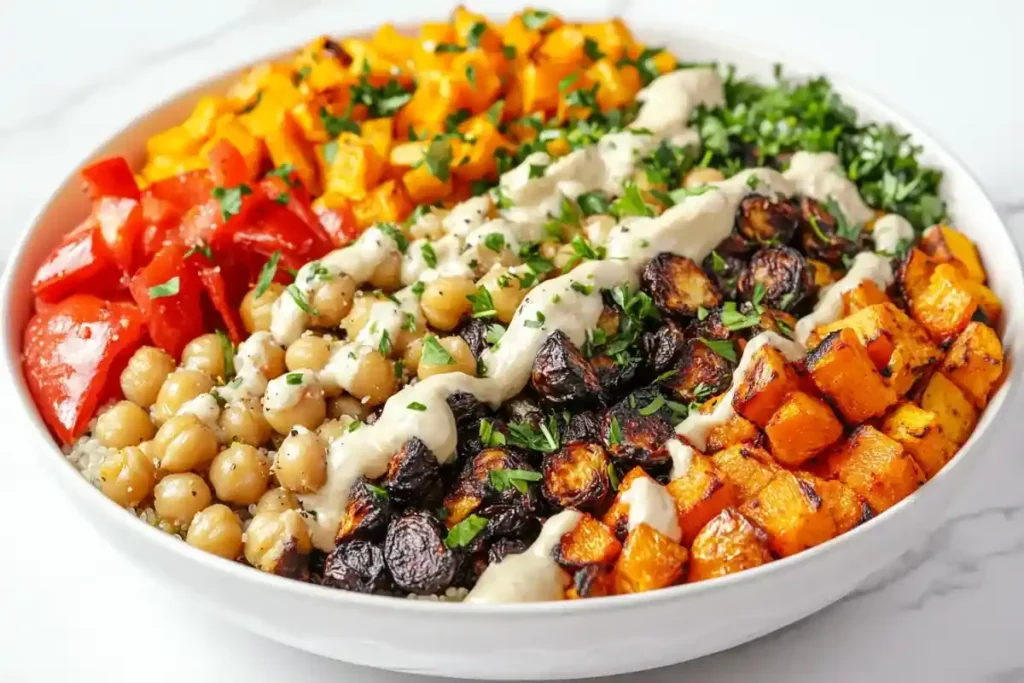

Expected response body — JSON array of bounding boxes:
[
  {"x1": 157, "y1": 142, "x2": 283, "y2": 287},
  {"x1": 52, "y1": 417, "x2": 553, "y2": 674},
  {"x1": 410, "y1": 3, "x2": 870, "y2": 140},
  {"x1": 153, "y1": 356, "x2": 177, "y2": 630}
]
[
  {"x1": 702, "y1": 250, "x2": 746, "y2": 301},
  {"x1": 444, "y1": 447, "x2": 539, "y2": 525},
  {"x1": 563, "y1": 411, "x2": 604, "y2": 443},
  {"x1": 685, "y1": 307, "x2": 732, "y2": 341},
  {"x1": 798, "y1": 197, "x2": 860, "y2": 266},
  {"x1": 488, "y1": 537, "x2": 529, "y2": 565},
  {"x1": 531, "y1": 330, "x2": 602, "y2": 406},
  {"x1": 384, "y1": 510, "x2": 458, "y2": 595},
  {"x1": 501, "y1": 396, "x2": 546, "y2": 431},
  {"x1": 382, "y1": 437, "x2": 441, "y2": 506},
  {"x1": 663, "y1": 338, "x2": 736, "y2": 403},
  {"x1": 640, "y1": 320, "x2": 688, "y2": 377},
  {"x1": 446, "y1": 391, "x2": 489, "y2": 432},
  {"x1": 477, "y1": 502, "x2": 540, "y2": 542},
  {"x1": 336, "y1": 478, "x2": 393, "y2": 543},
  {"x1": 738, "y1": 246, "x2": 814, "y2": 311},
  {"x1": 745, "y1": 303, "x2": 799, "y2": 337},
  {"x1": 641, "y1": 253, "x2": 722, "y2": 318},
  {"x1": 736, "y1": 195, "x2": 801, "y2": 246},
  {"x1": 322, "y1": 540, "x2": 390, "y2": 593},
  {"x1": 455, "y1": 317, "x2": 491, "y2": 358},
  {"x1": 591, "y1": 353, "x2": 640, "y2": 397},
  {"x1": 604, "y1": 387, "x2": 674, "y2": 472},
  {"x1": 541, "y1": 442, "x2": 613, "y2": 511}
]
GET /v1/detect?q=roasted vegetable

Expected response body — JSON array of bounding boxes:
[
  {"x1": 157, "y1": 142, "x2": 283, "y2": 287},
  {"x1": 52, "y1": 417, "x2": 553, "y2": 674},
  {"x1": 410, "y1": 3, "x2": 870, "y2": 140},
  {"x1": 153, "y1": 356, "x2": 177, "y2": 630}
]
[
  {"x1": 842, "y1": 279, "x2": 889, "y2": 315},
  {"x1": 684, "y1": 306, "x2": 733, "y2": 341},
  {"x1": 738, "y1": 245, "x2": 813, "y2": 311},
  {"x1": 897, "y1": 247, "x2": 937, "y2": 304},
  {"x1": 542, "y1": 442, "x2": 613, "y2": 511},
  {"x1": 563, "y1": 410, "x2": 604, "y2": 443},
  {"x1": 710, "y1": 444, "x2": 779, "y2": 502},
  {"x1": 807, "y1": 476, "x2": 872, "y2": 534},
  {"x1": 764, "y1": 390, "x2": 844, "y2": 467},
  {"x1": 798, "y1": 196, "x2": 859, "y2": 266},
  {"x1": 444, "y1": 447, "x2": 538, "y2": 526},
  {"x1": 384, "y1": 511, "x2": 458, "y2": 595},
  {"x1": 604, "y1": 387, "x2": 674, "y2": 471},
  {"x1": 501, "y1": 395, "x2": 546, "y2": 431},
  {"x1": 732, "y1": 343, "x2": 800, "y2": 428},
  {"x1": 456, "y1": 317, "x2": 491, "y2": 358},
  {"x1": 807, "y1": 258, "x2": 837, "y2": 291},
  {"x1": 487, "y1": 537, "x2": 528, "y2": 566},
  {"x1": 336, "y1": 478, "x2": 393, "y2": 543},
  {"x1": 702, "y1": 250, "x2": 746, "y2": 300},
  {"x1": 665, "y1": 452, "x2": 738, "y2": 546},
  {"x1": 910, "y1": 263, "x2": 978, "y2": 345},
  {"x1": 602, "y1": 466, "x2": 656, "y2": 539},
  {"x1": 641, "y1": 252, "x2": 722, "y2": 318},
  {"x1": 640, "y1": 320, "x2": 688, "y2": 376},
  {"x1": 919, "y1": 224, "x2": 986, "y2": 283},
  {"x1": 940, "y1": 321, "x2": 1003, "y2": 408},
  {"x1": 322, "y1": 540, "x2": 390, "y2": 593},
  {"x1": 567, "y1": 564, "x2": 615, "y2": 599},
  {"x1": 881, "y1": 402, "x2": 957, "y2": 479},
  {"x1": 554, "y1": 513, "x2": 622, "y2": 570},
  {"x1": 806, "y1": 328, "x2": 898, "y2": 423},
  {"x1": 687, "y1": 508, "x2": 772, "y2": 582},
  {"x1": 822, "y1": 425, "x2": 924, "y2": 513},
  {"x1": 704, "y1": 408, "x2": 762, "y2": 453},
  {"x1": 613, "y1": 523, "x2": 689, "y2": 594},
  {"x1": 736, "y1": 195, "x2": 801, "y2": 247},
  {"x1": 447, "y1": 390, "x2": 493, "y2": 463},
  {"x1": 382, "y1": 437, "x2": 441, "y2": 505},
  {"x1": 917, "y1": 371, "x2": 977, "y2": 445},
  {"x1": 739, "y1": 472, "x2": 837, "y2": 557},
  {"x1": 591, "y1": 352, "x2": 640, "y2": 396},
  {"x1": 663, "y1": 338, "x2": 736, "y2": 404},
  {"x1": 531, "y1": 329, "x2": 602, "y2": 406}
]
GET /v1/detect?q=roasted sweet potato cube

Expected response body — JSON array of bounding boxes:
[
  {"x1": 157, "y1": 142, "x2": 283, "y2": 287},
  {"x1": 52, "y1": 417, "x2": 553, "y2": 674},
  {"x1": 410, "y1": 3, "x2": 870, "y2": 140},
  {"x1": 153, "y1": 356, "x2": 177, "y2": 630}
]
[
  {"x1": 816, "y1": 303, "x2": 941, "y2": 395},
  {"x1": 732, "y1": 344, "x2": 801, "y2": 428},
  {"x1": 822, "y1": 426, "x2": 924, "y2": 513},
  {"x1": 801, "y1": 474, "x2": 872, "y2": 534},
  {"x1": 738, "y1": 471, "x2": 836, "y2": 557},
  {"x1": 613, "y1": 523, "x2": 689, "y2": 594},
  {"x1": 602, "y1": 467, "x2": 656, "y2": 538},
  {"x1": 918, "y1": 371, "x2": 977, "y2": 445},
  {"x1": 764, "y1": 391, "x2": 844, "y2": 467},
  {"x1": 641, "y1": 253, "x2": 722, "y2": 318},
  {"x1": 565, "y1": 565, "x2": 614, "y2": 599},
  {"x1": 898, "y1": 247, "x2": 938, "y2": 303},
  {"x1": 842, "y1": 279, "x2": 890, "y2": 315},
  {"x1": 940, "y1": 321, "x2": 1004, "y2": 408},
  {"x1": 705, "y1": 411, "x2": 762, "y2": 453},
  {"x1": 920, "y1": 224, "x2": 986, "y2": 283},
  {"x1": 711, "y1": 444, "x2": 780, "y2": 502},
  {"x1": 882, "y1": 402, "x2": 958, "y2": 479},
  {"x1": 806, "y1": 328, "x2": 898, "y2": 422},
  {"x1": 687, "y1": 508, "x2": 772, "y2": 582},
  {"x1": 555, "y1": 513, "x2": 622, "y2": 570},
  {"x1": 665, "y1": 453, "x2": 738, "y2": 546},
  {"x1": 911, "y1": 263, "x2": 978, "y2": 345},
  {"x1": 961, "y1": 278, "x2": 1002, "y2": 326}
]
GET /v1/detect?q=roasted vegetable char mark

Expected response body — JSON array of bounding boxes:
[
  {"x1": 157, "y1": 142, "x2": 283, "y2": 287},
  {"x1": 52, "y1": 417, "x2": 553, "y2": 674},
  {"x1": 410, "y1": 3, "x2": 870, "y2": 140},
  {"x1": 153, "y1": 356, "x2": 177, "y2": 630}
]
[
  {"x1": 738, "y1": 245, "x2": 814, "y2": 311},
  {"x1": 531, "y1": 329, "x2": 603, "y2": 406},
  {"x1": 336, "y1": 478, "x2": 393, "y2": 543},
  {"x1": 735, "y1": 194, "x2": 801, "y2": 248},
  {"x1": 663, "y1": 338, "x2": 735, "y2": 403},
  {"x1": 384, "y1": 510, "x2": 458, "y2": 595},
  {"x1": 444, "y1": 446, "x2": 539, "y2": 526},
  {"x1": 322, "y1": 540, "x2": 390, "y2": 593},
  {"x1": 604, "y1": 387, "x2": 674, "y2": 472},
  {"x1": 382, "y1": 437, "x2": 441, "y2": 506},
  {"x1": 641, "y1": 253, "x2": 722, "y2": 319},
  {"x1": 542, "y1": 442, "x2": 613, "y2": 511}
]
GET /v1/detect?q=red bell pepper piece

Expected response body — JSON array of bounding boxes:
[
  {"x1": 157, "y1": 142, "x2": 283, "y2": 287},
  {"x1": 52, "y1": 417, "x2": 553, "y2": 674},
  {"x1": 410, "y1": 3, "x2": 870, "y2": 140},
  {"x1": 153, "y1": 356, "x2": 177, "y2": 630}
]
[
  {"x1": 208, "y1": 139, "x2": 251, "y2": 188},
  {"x1": 81, "y1": 157, "x2": 141, "y2": 201},
  {"x1": 259, "y1": 175, "x2": 334, "y2": 249},
  {"x1": 148, "y1": 169, "x2": 214, "y2": 213},
  {"x1": 130, "y1": 243, "x2": 205, "y2": 359},
  {"x1": 23, "y1": 295, "x2": 146, "y2": 444},
  {"x1": 32, "y1": 220, "x2": 125, "y2": 303},
  {"x1": 315, "y1": 201, "x2": 360, "y2": 247},
  {"x1": 232, "y1": 201, "x2": 332, "y2": 270},
  {"x1": 94, "y1": 196, "x2": 145, "y2": 272},
  {"x1": 198, "y1": 265, "x2": 245, "y2": 344}
]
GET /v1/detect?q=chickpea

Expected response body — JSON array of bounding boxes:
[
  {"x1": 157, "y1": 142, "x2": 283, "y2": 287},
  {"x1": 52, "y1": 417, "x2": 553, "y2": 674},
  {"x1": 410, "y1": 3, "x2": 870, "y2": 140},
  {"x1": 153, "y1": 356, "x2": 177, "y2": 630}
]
[
  {"x1": 255, "y1": 487, "x2": 299, "y2": 515},
  {"x1": 95, "y1": 401, "x2": 155, "y2": 449},
  {"x1": 340, "y1": 294, "x2": 373, "y2": 340},
  {"x1": 402, "y1": 337, "x2": 424, "y2": 375},
  {"x1": 244, "y1": 510, "x2": 312, "y2": 573},
  {"x1": 153, "y1": 414, "x2": 219, "y2": 473},
  {"x1": 98, "y1": 445, "x2": 155, "y2": 508},
  {"x1": 152, "y1": 369, "x2": 214, "y2": 425},
  {"x1": 120, "y1": 346, "x2": 176, "y2": 407},
  {"x1": 181, "y1": 333, "x2": 226, "y2": 380},
  {"x1": 682, "y1": 167, "x2": 725, "y2": 189},
  {"x1": 539, "y1": 241, "x2": 560, "y2": 261},
  {"x1": 346, "y1": 350, "x2": 396, "y2": 407},
  {"x1": 274, "y1": 429, "x2": 327, "y2": 493},
  {"x1": 418, "y1": 336, "x2": 476, "y2": 380},
  {"x1": 219, "y1": 400, "x2": 272, "y2": 447},
  {"x1": 420, "y1": 276, "x2": 475, "y2": 331},
  {"x1": 186, "y1": 504, "x2": 243, "y2": 559},
  {"x1": 263, "y1": 375, "x2": 327, "y2": 434},
  {"x1": 327, "y1": 394, "x2": 371, "y2": 421},
  {"x1": 317, "y1": 418, "x2": 353, "y2": 443},
  {"x1": 238, "y1": 334, "x2": 286, "y2": 381},
  {"x1": 209, "y1": 443, "x2": 270, "y2": 505},
  {"x1": 367, "y1": 251, "x2": 402, "y2": 291},
  {"x1": 153, "y1": 473, "x2": 211, "y2": 526},
  {"x1": 553, "y1": 243, "x2": 577, "y2": 272},
  {"x1": 310, "y1": 274, "x2": 356, "y2": 328},
  {"x1": 479, "y1": 267, "x2": 526, "y2": 324},
  {"x1": 285, "y1": 336, "x2": 331, "y2": 372},
  {"x1": 241, "y1": 282, "x2": 285, "y2": 333}
]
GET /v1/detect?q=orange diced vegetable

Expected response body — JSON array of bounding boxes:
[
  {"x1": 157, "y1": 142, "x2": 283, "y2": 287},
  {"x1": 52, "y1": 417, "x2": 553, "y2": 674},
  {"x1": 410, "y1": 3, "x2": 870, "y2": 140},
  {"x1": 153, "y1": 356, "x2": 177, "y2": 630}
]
[
  {"x1": 764, "y1": 391, "x2": 844, "y2": 467},
  {"x1": 665, "y1": 453, "x2": 738, "y2": 546},
  {"x1": 822, "y1": 426, "x2": 924, "y2": 513},
  {"x1": 732, "y1": 344, "x2": 801, "y2": 428},
  {"x1": 739, "y1": 471, "x2": 837, "y2": 557},
  {"x1": 687, "y1": 508, "x2": 772, "y2": 582},
  {"x1": 806, "y1": 328, "x2": 898, "y2": 423},
  {"x1": 613, "y1": 523, "x2": 689, "y2": 594},
  {"x1": 940, "y1": 321, "x2": 1004, "y2": 408},
  {"x1": 711, "y1": 444, "x2": 780, "y2": 502},
  {"x1": 882, "y1": 402, "x2": 957, "y2": 479}
]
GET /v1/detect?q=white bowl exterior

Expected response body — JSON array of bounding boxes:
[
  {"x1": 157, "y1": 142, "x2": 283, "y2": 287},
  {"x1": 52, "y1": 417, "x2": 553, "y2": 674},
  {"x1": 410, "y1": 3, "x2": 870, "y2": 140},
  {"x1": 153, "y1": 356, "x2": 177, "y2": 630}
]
[{"x1": 2, "y1": 25, "x2": 1021, "y2": 680}]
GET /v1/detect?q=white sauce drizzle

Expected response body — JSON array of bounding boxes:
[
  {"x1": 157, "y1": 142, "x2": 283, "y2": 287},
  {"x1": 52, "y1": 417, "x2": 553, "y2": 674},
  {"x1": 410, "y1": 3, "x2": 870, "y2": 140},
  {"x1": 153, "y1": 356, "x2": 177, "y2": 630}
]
[
  {"x1": 263, "y1": 369, "x2": 318, "y2": 412},
  {"x1": 872, "y1": 214, "x2": 915, "y2": 254},
  {"x1": 176, "y1": 392, "x2": 222, "y2": 431},
  {"x1": 666, "y1": 439, "x2": 696, "y2": 481},
  {"x1": 621, "y1": 478, "x2": 682, "y2": 542},
  {"x1": 793, "y1": 252, "x2": 894, "y2": 344},
  {"x1": 464, "y1": 509, "x2": 582, "y2": 603},
  {"x1": 784, "y1": 151, "x2": 875, "y2": 224}
]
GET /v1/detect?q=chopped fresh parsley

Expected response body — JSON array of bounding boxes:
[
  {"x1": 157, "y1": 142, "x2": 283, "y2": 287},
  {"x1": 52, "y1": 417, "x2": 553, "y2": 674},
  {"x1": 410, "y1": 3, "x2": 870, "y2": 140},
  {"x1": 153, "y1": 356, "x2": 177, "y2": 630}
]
[
  {"x1": 147, "y1": 276, "x2": 179, "y2": 300},
  {"x1": 216, "y1": 329, "x2": 235, "y2": 381},
  {"x1": 184, "y1": 242, "x2": 213, "y2": 261},
  {"x1": 638, "y1": 395, "x2": 666, "y2": 416},
  {"x1": 483, "y1": 233, "x2": 506, "y2": 253},
  {"x1": 508, "y1": 417, "x2": 560, "y2": 453},
  {"x1": 286, "y1": 284, "x2": 318, "y2": 315},
  {"x1": 489, "y1": 468, "x2": 542, "y2": 494},
  {"x1": 479, "y1": 419, "x2": 506, "y2": 448},
  {"x1": 571, "y1": 282, "x2": 594, "y2": 296},
  {"x1": 466, "y1": 286, "x2": 497, "y2": 319},
  {"x1": 521, "y1": 9, "x2": 554, "y2": 30},
  {"x1": 378, "y1": 223, "x2": 409, "y2": 252},
  {"x1": 445, "y1": 514, "x2": 488, "y2": 548},
  {"x1": 576, "y1": 191, "x2": 612, "y2": 216},
  {"x1": 421, "y1": 336, "x2": 454, "y2": 366},
  {"x1": 700, "y1": 337, "x2": 738, "y2": 362},
  {"x1": 365, "y1": 484, "x2": 389, "y2": 501},
  {"x1": 583, "y1": 37, "x2": 605, "y2": 61},
  {"x1": 211, "y1": 184, "x2": 252, "y2": 221},
  {"x1": 420, "y1": 243, "x2": 437, "y2": 268},
  {"x1": 378, "y1": 330, "x2": 392, "y2": 357},
  {"x1": 254, "y1": 251, "x2": 281, "y2": 298},
  {"x1": 319, "y1": 107, "x2": 360, "y2": 137},
  {"x1": 407, "y1": 401, "x2": 428, "y2": 412},
  {"x1": 285, "y1": 372, "x2": 304, "y2": 386},
  {"x1": 485, "y1": 323, "x2": 505, "y2": 345},
  {"x1": 607, "y1": 462, "x2": 620, "y2": 490},
  {"x1": 610, "y1": 182, "x2": 655, "y2": 218},
  {"x1": 608, "y1": 415, "x2": 623, "y2": 445}
]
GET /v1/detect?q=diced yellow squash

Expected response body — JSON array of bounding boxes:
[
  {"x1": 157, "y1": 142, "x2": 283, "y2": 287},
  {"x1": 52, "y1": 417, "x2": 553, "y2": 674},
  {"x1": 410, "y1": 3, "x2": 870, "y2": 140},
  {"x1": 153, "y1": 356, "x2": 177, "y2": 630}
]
[
  {"x1": 940, "y1": 321, "x2": 1004, "y2": 408},
  {"x1": 920, "y1": 224, "x2": 986, "y2": 283},
  {"x1": 665, "y1": 453, "x2": 738, "y2": 547},
  {"x1": 764, "y1": 391, "x2": 844, "y2": 467},
  {"x1": 739, "y1": 471, "x2": 837, "y2": 557},
  {"x1": 182, "y1": 95, "x2": 232, "y2": 140},
  {"x1": 264, "y1": 117, "x2": 320, "y2": 195},
  {"x1": 882, "y1": 402, "x2": 957, "y2": 479},
  {"x1": 911, "y1": 262, "x2": 978, "y2": 344},
  {"x1": 321, "y1": 132, "x2": 386, "y2": 199},
  {"x1": 687, "y1": 508, "x2": 772, "y2": 583},
  {"x1": 918, "y1": 371, "x2": 978, "y2": 446},
  {"x1": 146, "y1": 125, "x2": 201, "y2": 159},
  {"x1": 711, "y1": 444, "x2": 780, "y2": 503},
  {"x1": 732, "y1": 344, "x2": 801, "y2": 428},
  {"x1": 361, "y1": 118, "x2": 395, "y2": 161},
  {"x1": 822, "y1": 425, "x2": 924, "y2": 514},
  {"x1": 806, "y1": 328, "x2": 898, "y2": 423}
]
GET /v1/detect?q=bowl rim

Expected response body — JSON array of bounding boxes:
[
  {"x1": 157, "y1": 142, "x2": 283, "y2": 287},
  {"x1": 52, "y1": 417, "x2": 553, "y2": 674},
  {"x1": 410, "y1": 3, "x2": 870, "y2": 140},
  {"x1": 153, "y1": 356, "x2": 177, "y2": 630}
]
[{"x1": 2, "y1": 17, "x2": 1022, "y2": 618}]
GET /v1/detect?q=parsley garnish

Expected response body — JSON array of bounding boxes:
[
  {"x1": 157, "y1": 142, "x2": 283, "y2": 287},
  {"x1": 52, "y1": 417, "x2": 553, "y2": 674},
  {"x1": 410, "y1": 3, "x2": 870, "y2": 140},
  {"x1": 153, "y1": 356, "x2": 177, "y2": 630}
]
[
  {"x1": 267, "y1": 163, "x2": 296, "y2": 185},
  {"x1": 445, "y1": 514, "x2": 488, "y2": 548},
  {"x1": 700, "y1": 337, "x2": 738, "y2": 362},
  {"x1": 378, "y1": 223, "x2": 408, "y2": 252},
  {"x1": 365, "y1": 484, "x2": 389, "y2": 501},
  {"x1": 184, "y1": 242, "x2": 213, "y2": 261},
  {"x1": 489, "y1": 468, "x2": 542, "y2": 494},
  {"x1": 521, "y1": 9, "x2": 553, "y2": 30},
  {"x1": 466, "y1": 286, "x2": 497, "y2": 319},
  {"x1": 287, "y1": 284, "x2": 317, "y2": 315},
  {"x1": 610, "y1": 182, "x2": 654, "y2": 218},
  {"x1": 576, "y1": 191, "x2": 611, "y2": 216},
  {"x1": 423, "y1": 137, "x2": 453, "y2": 182},
  {"x1": 434, "y1": 42, "x2": 466, "y2": 54},
  {"x1": 407, "y1": 401, "x2": 427, "y2": 411},
  {"x1": 486, "y1": 100, "x2": 505, "y2": 125},
  {"x1": 607, "y1": 462, "x2": 620, "y2": 490},
  {"x1": 285, "y1": 372, "x2": 304, "y2": 385},
  {"x1": 319, "y1": 107, "x2": 360, "y2": 137},
  {"x1": 211, "y1": 184, "x2": 252, "y2": 221},
  {"x1": 378, "y1": 330, "x2": 392, "y2": 357},
  {"x1": 485, "y1": 323, "x2": 505, "y2": 345},
  {"x1": 254, "y1": 251, "x2": 281, "y2": 298},
  {"x1": 571, "y1": 282, "x2": 594, "y2": 296},
  {"x1": 508, "y1": 418, "x2": 560, "y2": 453},
  {"x1": 147, "y1": 276, "x2": 179, "y2": 300},
  {"x1": 483, "y1": 233, "x2": 506, "y2": 253},
  {"x1": 216, "y1": 330, "x2": 235, "y2": 381},
  {"x1": 608, "y1": 416, "x2": 623, "y2": 445},
  {"x1": 420, "y1": 243, "x2": 437, "y2": 268},
  {"x1": 421, "y1": 336, "x2": 454, "y2": 365},
  {"x1": 466, "y1": 22, "x2": 487, "y2": 48},
  {"x1": 583, "y1": 37, "x2": 605, "y2": 61},
  {"x1": 479, "y1": 419, "x2": 506, "y2": 447},
  {"x1": 638, "y1": 395, "x2": 665, "y2": 416}
]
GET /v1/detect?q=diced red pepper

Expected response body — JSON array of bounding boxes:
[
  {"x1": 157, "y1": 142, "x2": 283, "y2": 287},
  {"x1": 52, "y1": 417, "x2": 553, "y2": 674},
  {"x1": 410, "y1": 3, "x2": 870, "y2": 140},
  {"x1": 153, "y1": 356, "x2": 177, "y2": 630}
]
[
  {"x1": 260, "y1": 176, "x2": 334, "y2": 249},
  {"x1": 81, "y1": 157, "x2": 140, "y2": 201},
  {"x1": 23, "y1": 295, "x2": 146, "y2": 444},
  {"x1": 148, "y1": 169, "x2": 214, "y2": 213},
  {"x1": 208, "y1": 139, "x2": 251, "y2": 188},
  {"x1": 32, "y1": 220, "x2": 125, "y2": 303},
  {"x1": 93, "y1": 196, "x2": 145, "y2": 272},
  {"x1": 199, "y1": 265, "x2": 245, "y2": 344},
  {"x1": 129, "y1": 242, "x2": 205, "y2": 359},
  {"x1": 232, "y1": 201, "x2": 332, "y2": 270},
  {"x1": 315, "y1": 201, "x2": 360, "y2": 247}
]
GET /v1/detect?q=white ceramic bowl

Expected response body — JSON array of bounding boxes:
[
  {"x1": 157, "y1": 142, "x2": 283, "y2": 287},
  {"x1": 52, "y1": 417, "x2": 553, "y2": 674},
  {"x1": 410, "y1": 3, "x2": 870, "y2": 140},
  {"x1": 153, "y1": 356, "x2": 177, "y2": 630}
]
[{"x1": 2, "y1": 23, "x2": 1021, "y2": 680}]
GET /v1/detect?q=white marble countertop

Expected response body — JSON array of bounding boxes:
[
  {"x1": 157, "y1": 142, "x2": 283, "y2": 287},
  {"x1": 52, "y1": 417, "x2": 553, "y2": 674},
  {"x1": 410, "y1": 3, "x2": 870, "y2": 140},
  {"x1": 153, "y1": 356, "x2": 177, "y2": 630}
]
[{"x1": 1, "y1": 1, "x2": 1022, "y2": 681}]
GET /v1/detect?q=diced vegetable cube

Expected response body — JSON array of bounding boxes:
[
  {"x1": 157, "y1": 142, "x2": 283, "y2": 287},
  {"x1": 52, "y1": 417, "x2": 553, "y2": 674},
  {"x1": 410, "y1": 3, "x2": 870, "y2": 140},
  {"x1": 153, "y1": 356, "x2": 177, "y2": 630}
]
[
  {"x1": 764, "y1": 391, "x2": 844, "y2": 467},
  {"x1": 822, "y1": 426, "x2": 924, "y2": 513},
  {"x1": 711, "y1": 444, "x2": 780, "y2": 502},
  {"x1": 739, "y1": 472, "x2": 837, "y2": 557},
  {"x1": 602, "y1": 466, "x2": 656, "y2": 538},
  {"x1": 687, "y1": 508, "x2": 772, "y2": 582},
  {"x1": 613, "y1": 523, "x2": 689, "y2": 594},
  {"x1": 555, "y1": 513, "x2": 622, "y2": 570},
  {"x1": 806, "y1": 328, "x2": 898, "y2": 422},
  {"x1": 911, "y1": 263, "x2": 978, "y2": 344},
  {"x1": 920, "y1": 224, "x2": 986, "y2": 283},
  {"x1": 882, "y1": 402, "x2": 957, "y2": 479},
  {"x1": 842, "y1": 279, "x2": 890, "y2": 315},
  {"x1": 940, "y1": 321, "x2": 1004, "y2": 408},
  {"x1": 918, "y1": 371, "x2": 978, "y2": 445},
  {"x1": 732, "y1": 344, "x2": 801, "y2": 428},
  {"x1": 665, "y1": 453, "x2": 738, "y2": 546},
  {"x1": 801, "y1": 474, "x2": 872, "y2": 534}
]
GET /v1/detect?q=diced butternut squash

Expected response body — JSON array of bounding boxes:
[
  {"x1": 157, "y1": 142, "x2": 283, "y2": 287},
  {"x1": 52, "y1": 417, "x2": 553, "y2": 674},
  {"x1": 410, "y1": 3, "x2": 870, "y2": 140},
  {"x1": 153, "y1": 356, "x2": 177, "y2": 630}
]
[
  {"x1": 321, "y1": 132, "x2": 386, "y2": 199},
  {"x1": 918, "y1": 371, "x2": 978, "y2": 445},
  {"x1": 739, "y1": 472, "x2": 837, "y2": 557},
  {"x1": 960, "y1": 277, "x2": 1002, "y2": 326},
  {"x1": 842, "y1": 279, "x2": 890, "y2": 315},
  {"x1": 911, "y1": 263, "x2": 978, "y2": 344},
  {"x1": 711, "y1": 444, "x2": 780, "y2": 502},
  {"x1": 578, "y1": 19, "x2": 636, "y2": 62},
  {"x1": 665, "y1": 453, "x2": 738, "y2": 546},
  {"x1": 882, "y1": 402, "x2": 957, "y2": 479},
  {"x1": 264, "y1": 117, "x2": 320, "y2": 195},
  {"x1": 537, "y1": 24, "x2": 587, "y2": 64},
  {"x1": 613, "y1": 523, "x2": 689, "y2": 594},
  {"x1": 601, "y1": 466, "x2": 656, "y2": 538},
  {"x1": 806, "y1": 328, "x2": 898, "y2": 422},
  {"x1": 808, "y1": 259, "x2": 837, "y2": 290},
  {"x1": 403, "y1": 164, "x2": 454, "y2": 205},
  {"x1": 687, "y1": 508, "x2": 772, "y2": 583},
  {"x1": 920, "y1": 224, "x2": 986, "y2": 283},
  {"x1": 453, "y1": 116, "x2": 509, "y2": 182},
  {"x1": 764, "y1": 391, "x2": 844, "y2": 467},
  {"x1": 182, "y1": 95, "x2": 232, "y2": 140},
  {"x1": 360, "y1": 118, "x2": 395, "y2": 161},
  {"x1": 897, "y1": 247, "x2": 938, "y2": 303},
  {"x1": 554, "y1": 513, "x2": 622, "y2": 570},
  {"x1": 586, "y1": 59, "x2": 642, "y2": 111},
  {"x1": 822, "y1": 426, "x2": 924, "y2": 513},
  {"x1": 732, "y1": 344, "x2": 801, "y2": 428},
  {"x1": 940, "y1": 321, "x2": 1004, "y2": 408},
  {"x1": 807, "y1": 475, "x2": 872, "y2": 534},
  {"x1": 700, "y1": 395, "x2": 762, "y2": 453},
  {"x1": 352, "y1": 179, "x2": 413, "y2": 228},
  {"x1": 565, "y1": 565, "x2": 614, "y2": 599}
]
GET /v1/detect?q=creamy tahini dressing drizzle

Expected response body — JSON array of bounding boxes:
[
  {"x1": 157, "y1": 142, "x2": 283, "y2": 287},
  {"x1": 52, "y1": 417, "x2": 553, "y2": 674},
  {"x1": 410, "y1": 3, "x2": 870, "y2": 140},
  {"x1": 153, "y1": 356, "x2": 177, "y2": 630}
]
[
  {"x1": 464, "y1": 509, "x2": 582, "y2": 603},
  {"x1": 666, "y1": 438, "x2": 696, "y2": 481},
  {"x1": 793, "y1": 251, "x2": 894, "y2": 344},
  {"x1": 872, "y1": 214, "x2": 915, "y2": 254},
  {"x1": 621, "y1": 478, "x2": 682, "y2": 542}
]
